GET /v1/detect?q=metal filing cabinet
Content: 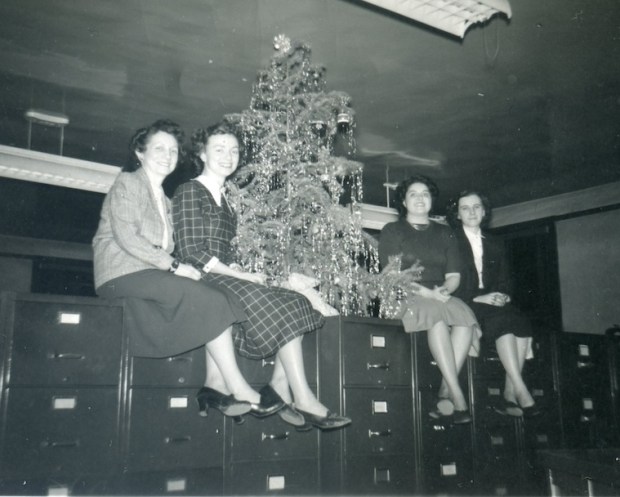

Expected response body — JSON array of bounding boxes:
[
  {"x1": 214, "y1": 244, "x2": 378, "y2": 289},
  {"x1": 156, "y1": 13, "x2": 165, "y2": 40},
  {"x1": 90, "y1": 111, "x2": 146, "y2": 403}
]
[
  {"x1": 414, "y1": 332, "x2": 474, "y2": 495},
  {"x1": 125, "y1": 346, "x2": 224, "y2": 495},
  {"x1": 320, "y1": 317, "x2": 417, "y2": 495},
  {"x1": 558, "y1": 332, "x2": 614, "y2": 449},
  {"x1": 0, "y1": 292, "x2": 125, "y2": 495},
  {"x1": 226, "y1": 330, "x2": 320, "y2": 496}
]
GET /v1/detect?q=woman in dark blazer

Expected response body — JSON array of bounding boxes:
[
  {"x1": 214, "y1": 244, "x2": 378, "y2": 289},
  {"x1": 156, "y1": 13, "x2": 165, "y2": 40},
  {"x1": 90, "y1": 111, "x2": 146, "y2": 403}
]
[
  {"x1": 93, "y1": 119, "x2": 279, "y2": 421},
  {"x1": 447, "y1": 190, "x2": 540, "y2": 417}
]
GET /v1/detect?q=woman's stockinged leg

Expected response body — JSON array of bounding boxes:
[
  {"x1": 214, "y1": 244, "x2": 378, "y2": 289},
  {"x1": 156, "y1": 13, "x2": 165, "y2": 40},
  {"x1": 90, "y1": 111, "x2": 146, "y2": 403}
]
[
  {"x1": 205, "y1": 327, "x2": 260, "y2": 404},
  {"x1": 276, "y1": 336, "x2": 328, "y2": 417},
  {"x1": 270, "y1": 356, "x2": 293, "y2": 404},
  {"x1": 437, "y1": 326, "x2": 473, "y2": 400},
  {"x1": 496, "y1": 333, "x2": 534, "y2": 408},
  {"x1": 427, "y1": 321, "x2": 469, "y2": 411}
]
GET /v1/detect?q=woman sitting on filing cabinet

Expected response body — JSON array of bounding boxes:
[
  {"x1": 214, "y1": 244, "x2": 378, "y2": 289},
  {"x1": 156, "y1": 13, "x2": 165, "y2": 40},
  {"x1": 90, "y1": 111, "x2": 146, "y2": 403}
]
[
  {"x1": 93, "y1": 119, "x2": 276, "y2": 421},
  {"x1": 446, "y1": 190, "x2": 540, "y2": 417},
  {"x1": 378, "y1": 175, "x2": 479, "y2": 424},
  {"x1": 171, "y1": 120, "x2": 351, "y2": 431}
]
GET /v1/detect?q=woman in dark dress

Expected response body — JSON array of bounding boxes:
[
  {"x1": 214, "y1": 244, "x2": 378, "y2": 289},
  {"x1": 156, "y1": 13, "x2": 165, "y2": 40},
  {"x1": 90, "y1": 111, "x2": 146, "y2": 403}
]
[
  {"x1": 171, "y1": 121, "x2": 351, "y2": 431},
  {"x1": 447, "y1": 190, "x2": 539, "y2": 417},
  {"x1": 378, "y1": 175, "x2": 479, "y2": 424},
  {"x1": 93, "y1": 119, "x2": 270, "y2": 420}
]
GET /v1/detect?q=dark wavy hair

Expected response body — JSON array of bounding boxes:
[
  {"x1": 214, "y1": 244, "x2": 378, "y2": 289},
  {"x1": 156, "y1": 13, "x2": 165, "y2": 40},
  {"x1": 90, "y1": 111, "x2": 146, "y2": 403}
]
[
  {"x1": 394, "y1": 175, "x2": 439, "y2": 217},
  {"x1": 445, "y1": 190, "x2": 493, "y2": 229},
  {"x1": 189, "y1": 120, "x2": 243, "y2": 177},
  {"x1": 124, "y1": 119, "x2": 185, "y2": 172}
]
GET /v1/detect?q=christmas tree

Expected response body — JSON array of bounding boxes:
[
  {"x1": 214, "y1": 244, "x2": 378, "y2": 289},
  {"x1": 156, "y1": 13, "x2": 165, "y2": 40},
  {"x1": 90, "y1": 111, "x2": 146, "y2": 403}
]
[{"x1": 225, "y1": 35, "x2": 421, "y2": 317}]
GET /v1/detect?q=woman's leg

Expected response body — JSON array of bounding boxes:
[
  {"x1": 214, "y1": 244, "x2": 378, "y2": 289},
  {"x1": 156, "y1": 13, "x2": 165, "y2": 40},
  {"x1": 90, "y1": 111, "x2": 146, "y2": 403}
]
[
  {"x1": 270, "y1": 356, "x2": 294, "y2": 404},
  {"x1": 205, "y1": 327, "x2": 260, "y2": 404},
  {"x1": 276, "y1": 336, "x2": 328, "y2": 417},
  {"x1": 496, "y1": 333, "x2": 534, "y2": 408},
  {"x1": 427, "y1": 322, "x2": 472, "y2": 411}
]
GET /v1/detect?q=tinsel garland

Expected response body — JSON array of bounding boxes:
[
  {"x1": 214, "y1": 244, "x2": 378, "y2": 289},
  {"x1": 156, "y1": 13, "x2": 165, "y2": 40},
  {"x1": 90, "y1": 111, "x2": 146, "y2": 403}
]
[{"x1": 224, "y1": 35, "x2": 421, "y2": 317}]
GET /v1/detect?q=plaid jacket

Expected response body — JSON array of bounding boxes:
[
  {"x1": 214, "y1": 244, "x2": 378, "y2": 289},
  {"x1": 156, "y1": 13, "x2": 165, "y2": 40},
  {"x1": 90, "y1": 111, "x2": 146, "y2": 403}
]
[{"x1": 92, "y1": 167, "x2": 176, "y2": 289}]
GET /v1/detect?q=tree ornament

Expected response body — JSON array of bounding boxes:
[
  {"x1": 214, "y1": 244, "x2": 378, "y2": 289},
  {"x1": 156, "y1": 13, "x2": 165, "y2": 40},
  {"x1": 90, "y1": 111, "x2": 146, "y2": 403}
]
[{"x1": 273, "y1": 34, "x2": 292, "y2": 54}]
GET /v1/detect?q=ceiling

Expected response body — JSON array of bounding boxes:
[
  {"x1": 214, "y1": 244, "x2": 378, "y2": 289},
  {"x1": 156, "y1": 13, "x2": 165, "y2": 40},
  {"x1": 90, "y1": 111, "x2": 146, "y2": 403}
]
[{"x1": 1, "y1": 0, "x2": 619, "y2": 244}]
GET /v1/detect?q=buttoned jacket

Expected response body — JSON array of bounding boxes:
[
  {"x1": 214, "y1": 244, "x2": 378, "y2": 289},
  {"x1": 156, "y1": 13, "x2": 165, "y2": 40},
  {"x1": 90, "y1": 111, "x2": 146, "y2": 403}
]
[
  {"x1": 92, "y1": 167, "x2": 175, "y2": 289},
  {"x1": 452, "y1": 225, "x2": 512, "y2": 302}
]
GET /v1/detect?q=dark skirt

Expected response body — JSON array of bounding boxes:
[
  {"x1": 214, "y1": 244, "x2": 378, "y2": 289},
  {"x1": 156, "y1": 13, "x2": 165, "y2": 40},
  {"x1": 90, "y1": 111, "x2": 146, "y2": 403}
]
[
  {"x1": 97, "y1": 269, "x2": 247, "y2": 358},
  {"x1": 203, "y1": 273, "x2": 325, "y2": 360},
  {"x1": 468, "y1": 302, "x2": 532, "y2": 342}
]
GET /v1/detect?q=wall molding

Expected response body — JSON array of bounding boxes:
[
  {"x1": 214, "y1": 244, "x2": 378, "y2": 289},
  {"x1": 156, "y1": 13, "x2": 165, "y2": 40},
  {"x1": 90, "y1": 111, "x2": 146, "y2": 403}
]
[{"x1": 1, "y1": 145, "x2": 619, "y2": 231}]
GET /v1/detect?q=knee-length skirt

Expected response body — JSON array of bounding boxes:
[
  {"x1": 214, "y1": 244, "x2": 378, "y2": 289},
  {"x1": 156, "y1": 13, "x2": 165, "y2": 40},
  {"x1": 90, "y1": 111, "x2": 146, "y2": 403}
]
[
  {"x1": 468, "y1": 302, "x2": 532, "y2": 342},
  {"x1": 97, "y1": 269, "x2": 248, "y2": 358},
  {"x1": 400, "y1": 295, "x2": 478, "y2": 333},
  {"x1": 203, "y1": 273, "x2": 325, "y2": 360}
]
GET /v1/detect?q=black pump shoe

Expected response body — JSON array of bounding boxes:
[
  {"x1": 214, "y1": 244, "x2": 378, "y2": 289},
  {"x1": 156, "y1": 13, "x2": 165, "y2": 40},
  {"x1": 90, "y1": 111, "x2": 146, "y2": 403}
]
[
  {"x1": 296, "y1": 409, "x2": 352, "y2": 431},
  {"x1": 250, "y1": 385, "x2": 286, "y2": 418},
  {"x1": 452, "y1": 409, "x2": 472, "y2": 425},
  {"x1": 521, "y1": 403, "x2": 542, "y2": 418},
  {"x1": 196, "y1": 387, "x2": 252, "y2": 418}
]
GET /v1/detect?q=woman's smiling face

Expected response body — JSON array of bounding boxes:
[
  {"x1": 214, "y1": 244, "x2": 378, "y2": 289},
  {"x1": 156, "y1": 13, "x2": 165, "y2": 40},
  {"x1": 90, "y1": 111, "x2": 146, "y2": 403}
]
[
  {"x1": 404, "y1": 182, "x2": 432, "y2": 216},
  {"x1": 457, "y1": 194, "x2": 485, "y2": 229},
  {"x1": 201, "y1": 133, "x2": 240, "y2": 179}
]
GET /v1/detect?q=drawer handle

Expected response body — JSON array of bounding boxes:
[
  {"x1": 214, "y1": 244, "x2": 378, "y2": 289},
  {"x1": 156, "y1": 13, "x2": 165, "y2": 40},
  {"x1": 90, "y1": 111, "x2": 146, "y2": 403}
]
[
  {"x1": 261, "y1": 431, "x2": 290, "y2": 441},
  {"x1": 368, "y1": 429, "x2": 392, "y2": 438},
  {"x1": 42, "y1": 440, "x2": 80, "y2": 449},
  {"x1": 367, "y1": 361, "x2": 390, "y2": 370},
  {"x1": 48, "y1": 352, "x2": 85, "y2": 361},
  {"x1": 165, "y1": 436, "x2": 191, "y2": 444},
  {"x1": 576, "y1": 360, "x2": 593, "y2": 368},
  {"x1": 262, "y1": 358, "x2": 276, "y2": 367},
  {"x1": 167, "y1": 356, "x2": 191, "y2": 363}
]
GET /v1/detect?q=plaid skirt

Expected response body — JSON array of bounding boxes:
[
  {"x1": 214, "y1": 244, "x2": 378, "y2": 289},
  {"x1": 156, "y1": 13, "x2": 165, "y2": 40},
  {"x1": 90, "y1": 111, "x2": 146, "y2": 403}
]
[{"x1": 203, "y1": 273, "x2": 325, "y2": 359}]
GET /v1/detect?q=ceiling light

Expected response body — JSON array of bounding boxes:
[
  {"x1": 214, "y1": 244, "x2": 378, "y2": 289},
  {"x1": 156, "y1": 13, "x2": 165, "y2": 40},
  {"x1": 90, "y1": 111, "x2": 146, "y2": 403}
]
[{"x1": 359, "y1": 0, "x2": 512, "y2": 38}]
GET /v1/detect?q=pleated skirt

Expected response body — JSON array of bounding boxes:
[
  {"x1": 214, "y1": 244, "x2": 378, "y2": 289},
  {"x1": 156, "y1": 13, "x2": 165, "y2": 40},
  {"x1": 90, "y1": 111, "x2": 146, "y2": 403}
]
[{"x1": 400, "y1": 295, "x2": 478, "y2": 333}]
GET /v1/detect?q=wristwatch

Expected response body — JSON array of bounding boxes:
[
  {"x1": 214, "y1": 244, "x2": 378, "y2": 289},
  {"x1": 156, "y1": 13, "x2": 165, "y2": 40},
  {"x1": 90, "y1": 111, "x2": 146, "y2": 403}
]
[{"x1": 169, "y1": 259, "x2": 180, "y2": 273}]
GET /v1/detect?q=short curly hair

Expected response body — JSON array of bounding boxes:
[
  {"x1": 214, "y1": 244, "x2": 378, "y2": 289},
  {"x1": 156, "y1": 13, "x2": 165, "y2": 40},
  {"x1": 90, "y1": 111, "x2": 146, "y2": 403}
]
[
  {"x1": 189, "y1": 120, "x2": 243, "y2": 177},
  {"x1": 445, "y1": 190, "x2": 492, "y2": 229},
  {"x1": 394, "y1": 175, "x2": 439, "y2": 217},
  {"x1": 124, "y1": 119, "x2": 185, "y2": 172}
]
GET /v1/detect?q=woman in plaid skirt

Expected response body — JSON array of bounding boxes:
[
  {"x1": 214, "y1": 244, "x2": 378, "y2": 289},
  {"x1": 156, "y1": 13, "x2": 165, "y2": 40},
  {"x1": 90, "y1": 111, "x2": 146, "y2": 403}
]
[{"x1": 172, "y1": 121, "x2": 351, "y2": 431}]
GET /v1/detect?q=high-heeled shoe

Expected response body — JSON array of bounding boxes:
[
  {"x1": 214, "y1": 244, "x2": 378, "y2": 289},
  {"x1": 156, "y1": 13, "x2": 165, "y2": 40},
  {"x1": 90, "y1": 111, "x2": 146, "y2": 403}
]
[
  {"x1": 452, "y1": 409, "x2": 472, "y2": 424},
  {"x1": 295, "y1": 409, "x2": 352, "y2": 431},
  {"x1": 249, "y1": 384, "x2": 286, "y2": 418},
  {"x1": 493, "y1": 400, "x2": 523, "y2": 417},
  {"x1": 520, "y1": 403, "x2": 542, "y2": 418},
  {"x1": 196, "y1": 387, "x2": 252, "y2": 418}
]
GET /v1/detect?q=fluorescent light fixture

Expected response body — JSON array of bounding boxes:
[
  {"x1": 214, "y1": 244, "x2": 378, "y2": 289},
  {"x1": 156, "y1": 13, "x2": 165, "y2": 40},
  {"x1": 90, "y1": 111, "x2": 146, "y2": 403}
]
[{"x1": 359, "y1": 0, "x2": 512, "y2": 38}]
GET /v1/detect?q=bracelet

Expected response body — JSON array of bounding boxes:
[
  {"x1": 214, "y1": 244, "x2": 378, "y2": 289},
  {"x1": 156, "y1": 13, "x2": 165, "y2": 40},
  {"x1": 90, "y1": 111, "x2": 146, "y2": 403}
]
[{"x1": 169, "y1": 259, "x2": 180, "y2": 273}]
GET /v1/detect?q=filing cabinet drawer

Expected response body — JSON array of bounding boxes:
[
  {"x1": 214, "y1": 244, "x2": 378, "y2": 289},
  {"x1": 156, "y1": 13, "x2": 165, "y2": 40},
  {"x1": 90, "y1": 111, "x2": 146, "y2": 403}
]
[
  {"x1": 341, "y1": 319, "x2": 411, "y2": 386},
  {"x1": 237, "y1": 332, "x2": 317, "y2": 386},
  {"x1": 126, "y1": 388, "x2": 224, "y2": 471},
  {"x1": 7, "y1": 299, "x2": 123, "y2": 386},
  {"x1": 228, "y1": 459, "x2": 319, "y2": 495},
  {"x1": 343, "y1": 455, "x2": 417, "y2": 495},
  {"x1": 474, "y1": 420, "x2": 519, "y2": 464},
  {"x1": 343, "y1": 387, "x2": 414, "y2": 455},
  {"x1": 420, "y1": 447, "x2": 474, "y2": 495},
  {"x1": 130, "y1": 348, "x2": 206, "y2": 387},
  {"x1": 0, "y1": 475, "x2": 117, "y2": 496},
  {"x1": 0, "y1": 387, "x2": 120, "y2": 477},
  {"x1": 121, "y1": 467, "x2": 223, "y2": 496},
  {"x1": 229, "y1": 414, "x2": 318, "y2": 462}
]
